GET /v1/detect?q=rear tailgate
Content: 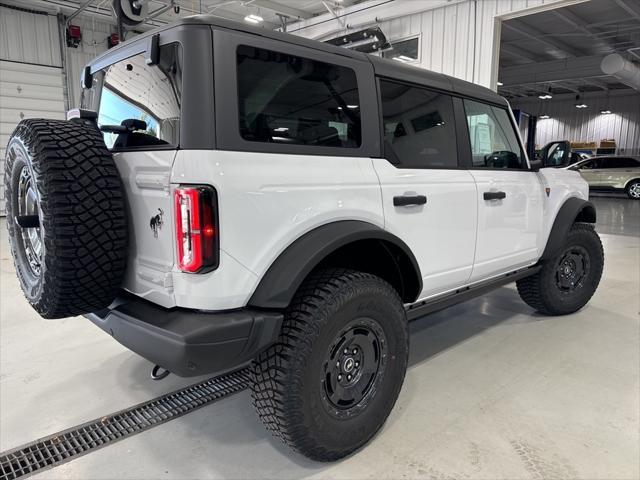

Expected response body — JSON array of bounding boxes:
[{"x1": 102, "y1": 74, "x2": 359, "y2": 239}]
[{"x1": 113, "y1": 150, "x2": 177, "y2": 308}]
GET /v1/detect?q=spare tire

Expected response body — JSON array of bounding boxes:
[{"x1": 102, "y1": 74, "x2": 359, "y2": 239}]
[{"x1": 4, "y1": 118, "x2": 128, "y2": 319}]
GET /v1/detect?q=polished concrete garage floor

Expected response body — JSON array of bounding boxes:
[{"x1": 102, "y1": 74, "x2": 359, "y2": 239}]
[{"x1": 1, "y1": 196, "x2": 638, "y2": 480}]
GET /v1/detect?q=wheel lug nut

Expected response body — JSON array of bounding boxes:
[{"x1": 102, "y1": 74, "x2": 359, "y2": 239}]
[
  {"x1": 336, "y1": 361, "x2": 340, "y2": 367},
  {"x1": 338, "y1": 374, "x2": 342, "y2": 380},
  {"x1": 355, "y1": 361, "x2": 359, "y2": 367},
  {"x1": 347, "y1": 375, "x2": 352, "y2": 381},
  {"x1": 343, "y1": 348, "x2": 348, "y2": 354},
  {"x1": 352, "y1": 349, "x2": 357, "y2": 354}
]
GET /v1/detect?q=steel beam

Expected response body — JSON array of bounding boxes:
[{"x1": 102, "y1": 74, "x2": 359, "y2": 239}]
[
  {"x1": 252, "y1": 0, "x2": 313, "y2": 19},
  {"x1": 500, "y1": 55, "x2": 608, "y2": 86},
  {"x1": 502, "y1": 19, "x2": 587, "y2": 58}
]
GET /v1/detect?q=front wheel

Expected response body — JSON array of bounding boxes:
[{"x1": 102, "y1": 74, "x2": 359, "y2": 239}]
[
  {"x1": 626, "y1": 180, "x2": 640, "y2": 200},
  {"x1": 251, "y1": 269, "x2": 408, "y2": 461},
  {"x1": 517, "y1": 223, "x2": 603, "y2": 315}
]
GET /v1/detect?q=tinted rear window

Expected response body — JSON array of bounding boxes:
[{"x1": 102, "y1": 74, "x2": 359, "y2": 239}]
[{"x1": 236, "y1": 45, "x2": 361, "y2": 148}]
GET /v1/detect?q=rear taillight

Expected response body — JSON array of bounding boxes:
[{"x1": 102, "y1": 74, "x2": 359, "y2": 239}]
[{"x1": 174, "y1": 185, "x2": 218, "y2": 273}]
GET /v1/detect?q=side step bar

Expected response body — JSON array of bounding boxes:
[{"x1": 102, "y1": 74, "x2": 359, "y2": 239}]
[{"x1": 405, "y1": 265, "x2": 541, "y2": 321}]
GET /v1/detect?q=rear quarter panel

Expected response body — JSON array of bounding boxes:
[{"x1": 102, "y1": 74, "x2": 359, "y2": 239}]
[{"x1": 170, "y1": 150, "x2": 384, "y2": 310}]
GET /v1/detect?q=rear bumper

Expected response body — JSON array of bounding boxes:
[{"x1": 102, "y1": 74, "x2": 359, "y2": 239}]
[{"x1": 85, "y1": 295, "x2": 283, "y2": 377}]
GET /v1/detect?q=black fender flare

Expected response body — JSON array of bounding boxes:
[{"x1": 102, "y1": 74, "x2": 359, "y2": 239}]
[
  {"x1": 248, "y1": 220, "x2": 422, "y2": 309},
  {"x1": 540, "y1": 197, "x2": 596, "y2": 261}
]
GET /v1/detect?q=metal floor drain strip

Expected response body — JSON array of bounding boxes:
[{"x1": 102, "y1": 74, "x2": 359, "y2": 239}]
[{"x1": 0, "y1": 368, "x2": 251, "y2": 480}]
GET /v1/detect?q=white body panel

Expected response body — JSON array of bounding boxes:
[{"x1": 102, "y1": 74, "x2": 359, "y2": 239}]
[
  {"x1": 468, "y1": 170, "x2": 545, "y2": 281},
  {"x1": 113, "y1": 150, "x2": 177, "y2": 308},
  {"x1": 537, "y1": 167, "x2": 590, "y2": 252},
  {"x1": 170, "y1": 150, "x2": 384, "y2": 310},
  {"x1": 115, "y1": 151, "x2": 589, "y2": 312},
  {"x1": 372, "y1": 159, "x2": 477, "y2": 298}
]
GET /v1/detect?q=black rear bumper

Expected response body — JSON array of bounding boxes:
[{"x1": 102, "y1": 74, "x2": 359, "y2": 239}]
[{"x1": 85, "y1": 296, "x2": 283, "y2": 377}]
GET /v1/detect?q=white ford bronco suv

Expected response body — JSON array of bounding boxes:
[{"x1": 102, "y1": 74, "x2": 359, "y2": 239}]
[{"x1": 5, "y1": 16, "x2": 603, "y2": 462}]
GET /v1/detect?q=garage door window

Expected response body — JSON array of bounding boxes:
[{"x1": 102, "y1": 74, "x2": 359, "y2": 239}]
[
  {"x1": 91, "y1": 43, "x2": 182, "y2": 150},
  {"x1": 236, "y1": 45, "x2": 361, "y2": 148}
]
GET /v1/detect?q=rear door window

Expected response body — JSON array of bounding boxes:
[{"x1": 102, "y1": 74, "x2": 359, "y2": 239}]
[
  {"x1": 379, "y1": 79, "x2": 458, "y2": 168},
  {"x1": 236, "y1": 45, "x2": 361, "y2": 148},
  {"x1": 602, "y1": 157, "x2": 639, "y2": 168},
  {"x1": 96, "y1": 43, "x2": 182, "y2": 150}
]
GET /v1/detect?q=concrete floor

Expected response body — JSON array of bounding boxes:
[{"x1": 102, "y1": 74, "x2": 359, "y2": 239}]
[{"x1": 1, "y1": 196, "x2": 638, "y2": 480}]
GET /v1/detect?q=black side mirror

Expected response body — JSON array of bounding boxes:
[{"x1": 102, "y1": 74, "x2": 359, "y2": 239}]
[{"x1": 529, "y1": 159, "x2": 543, "y2": 172}]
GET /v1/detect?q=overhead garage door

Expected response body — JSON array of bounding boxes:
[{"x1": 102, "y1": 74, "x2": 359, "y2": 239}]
[{"x1": 0, "y1": 60, "x2": 65, "y2": 215}]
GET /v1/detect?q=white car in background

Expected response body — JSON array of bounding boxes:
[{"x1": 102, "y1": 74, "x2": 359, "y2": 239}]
[{"x1": 568, "y1": 156, "x2": 640, "y2": 199}]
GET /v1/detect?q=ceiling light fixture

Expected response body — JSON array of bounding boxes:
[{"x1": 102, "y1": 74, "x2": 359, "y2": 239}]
[
  {"x1": 574, "y1": 94, "x2": 587, "y2": 109},
  {"x1": 539, "y1": 115, "x2": 550, "y2": 119},
  {"x1": 244, "y1": 14, "x2": 263, "y2": 24},
  {"x1": 497, "y1": 81, "x2": 503, "y2": 86},
  {"x1": 600, "y1": 110, "x2": 612, "y2": 114},
  {"x1": 538, "y1": 94, "x2": 553, "y2": 99}
]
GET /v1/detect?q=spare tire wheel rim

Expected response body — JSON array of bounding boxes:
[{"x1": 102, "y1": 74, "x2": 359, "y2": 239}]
[
  {"x1": 321, "y1": 317, "x2": 388, "y2": 419},
  {"x1": 629, "y1": 183, "x2": 640, "y2": 198},
  {"x1": 16, "y1": 163, "x2": 43, "y2": 278}
]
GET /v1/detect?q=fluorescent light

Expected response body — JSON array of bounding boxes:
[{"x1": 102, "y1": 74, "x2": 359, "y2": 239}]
[
  {"x1": 273, "y1": 127, "x2": 289, "y2": 132},
  {"x1": 497, "y1": 81, "x2": 503, "y2": 86},
  {"x1": 244, "y1": 14, "x2": 263, "y2": 24},
  {"x1": 575, "y1": 103, "x2": 588, "y2": 108},
  {"x1": 600, "y1": 110, "x2": 612, "y2": 114},
  {"x1": 393, "y1": 55, "x2": 415, "y2": 63},
  {"x1": 539, "y1": 115, "x2": 550, "y2": 119},
  {"x1": 538, "y1": 94, "x2": 553, "y2": 99},
  {"x1": 347, "y1": 104, "x2": 358, "y2": 109}
]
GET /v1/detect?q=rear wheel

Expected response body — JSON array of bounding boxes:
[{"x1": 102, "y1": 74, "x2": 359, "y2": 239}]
[
  {"x1": 251, "y1": 269, "x2": 408, "y2": 461},
  {"x1": 517, "y1": 223, "x2": 603, "y2": 315},
  {"x1": 626, "y1": 180, "x2": 640, "y2": 200},
  {"x1": 4, "y1": 119, "x2": 128, "y2": 318}
]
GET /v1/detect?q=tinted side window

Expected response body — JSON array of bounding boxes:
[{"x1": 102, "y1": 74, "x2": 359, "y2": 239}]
[
  {"x1": 97, "y1": 43, "x2": 182, "y2": 149},
  {"x1": 236, "y1": 45, "x2": 361, "y2": 148},
  {"x1": 578, "y1": 159, "x2": 599, "y2": 170},
  {"x1": 603, "y1": 157, "x2": 639, "y2": 168},
  {"x1": 464, "y1": 99, "x2": 525, "y2": 169},
  {"x1": 379, "y1": 79, "x2": 457, "y2": 168}
]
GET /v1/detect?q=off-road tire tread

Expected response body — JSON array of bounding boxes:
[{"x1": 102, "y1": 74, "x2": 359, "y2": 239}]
[
  {"x1": 5, "y1": 119, "x2": 127, "y2": 318},
  {"x1": 516, "y1": 222, "x2": 603, "y2": 315},
  {"x1": 250, "y1": 268, "x2": 407, "y2": 462}
]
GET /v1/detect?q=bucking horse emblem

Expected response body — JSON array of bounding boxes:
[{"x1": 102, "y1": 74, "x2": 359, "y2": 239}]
[{"x1": 150, "y1": 208, "x2": 164, "y2": 238}]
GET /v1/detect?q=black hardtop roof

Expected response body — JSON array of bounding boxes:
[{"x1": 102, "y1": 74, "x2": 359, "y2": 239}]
[{"x1": 90, "y1": 14, "x2": 505, "y2": 106}]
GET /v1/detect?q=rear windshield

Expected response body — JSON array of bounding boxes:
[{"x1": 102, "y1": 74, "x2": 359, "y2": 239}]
[{"x1": 81, "y1": 43, "x2": 182, "y2": 150}]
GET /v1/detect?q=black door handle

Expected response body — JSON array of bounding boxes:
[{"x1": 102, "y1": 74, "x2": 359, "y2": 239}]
[
  {"x1": 393, "y1": 195, "x2": 427, "y2": 207},
  {"x1": 483, "y1": 191, "x2": 506, "y2": 200}
]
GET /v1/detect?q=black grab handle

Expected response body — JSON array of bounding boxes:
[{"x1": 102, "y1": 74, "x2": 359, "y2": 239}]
[
  {"x1": 393, "y1": 195, "x2": 427, "y2": 207},
  {"x1": 483, "y1": 191, "x2": 506, "y2": 200}
]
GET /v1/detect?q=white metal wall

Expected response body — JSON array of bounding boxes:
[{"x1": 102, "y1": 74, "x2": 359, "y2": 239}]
[
  {"x1": 289, "y1": 0, "x2": 574, "y2": 88},
  {"x1": 0, "y1": 6, "x2": 61, "y2": 67},
  {"x1": 64, "y1": 16, "x2": 113, "y2": 108},
  {"x1": 0, "y1": 60, "x2": 65, "y2": 214},
  {"x1": 511, "y1": 93, "x2": 640, "y2": 153}
]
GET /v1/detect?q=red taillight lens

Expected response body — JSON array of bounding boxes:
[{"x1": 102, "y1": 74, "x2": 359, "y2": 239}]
[{"x1": 174, "y1": 185, "x2": 218, "y2": 273}]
